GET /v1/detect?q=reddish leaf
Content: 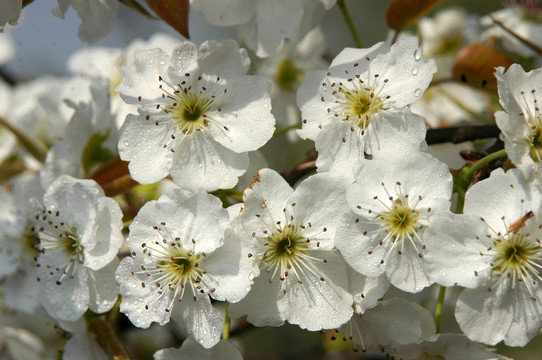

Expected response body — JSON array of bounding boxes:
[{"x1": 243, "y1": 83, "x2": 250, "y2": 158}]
[
  {"x1": 146, "y1": 0, "x2": 189, "y2": 39},
  {"x1": 385, "y1": 0, "x2": 440, "y2": 31},
  {"x1": 453, "y1": 43, "x2": 515, "y2": 92}
]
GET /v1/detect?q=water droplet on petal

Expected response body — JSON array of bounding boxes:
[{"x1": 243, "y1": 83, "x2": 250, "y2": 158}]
[
  {"x1": 414, "y1": 88, "x2": 423, "y2": 97},
  {"x1": 414, "y1": 48, "x2": 422, "y2": 61},
  {"x1": 412, "y1": 66, "x2": 419, "y2": 75}
]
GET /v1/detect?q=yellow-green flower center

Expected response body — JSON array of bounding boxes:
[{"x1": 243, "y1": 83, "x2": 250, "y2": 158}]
[
  {"x1": 156, "y1": 247, "x2": 202, "y2": 288},
  {"x1": 276, "y1": 59, "x2": 301, "y2": 92},
  {"x1": 380, "y1": 199, "x2": 420, "y2": 242},
  {"x1": 339, "y1": 86, "x2": 385, "y2": 130},
  {"x1": 492, "y1": 232, "x2": 541, "y2": 281},
  {"x1": 170, "y1": 90, "x2": 214, "y2": 134}
]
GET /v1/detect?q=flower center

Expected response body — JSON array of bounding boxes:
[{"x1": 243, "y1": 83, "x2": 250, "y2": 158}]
[
  {"x1": 380, "y1": 199, "x2": 420, "y2": 242},
  {"x1": 170, "y1": 90, "x2": 214, "y2": 134},
  {"x1": 276, "y1": 59, "x2": 301, "y2": 92},
  {"x1": 492, "y1": 232, "x2": 542, "y2": 284},
  {"x1": 263, "y1": 229, "x2": 309, "y2": 273},
  {"x1": 338, "y1": 85, "x2": 385, "y2": 130},
  {"x1": 156, "y1": 247, "x2": 203, "y2": 288}
]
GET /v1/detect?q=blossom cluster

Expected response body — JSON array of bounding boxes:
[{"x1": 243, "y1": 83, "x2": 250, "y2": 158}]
[{"x1": 2, "y1": 1, "x2": 542, "y2": 359}]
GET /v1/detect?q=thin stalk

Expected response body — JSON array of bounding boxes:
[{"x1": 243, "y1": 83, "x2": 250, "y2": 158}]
[
  {"x1": 464, "y1": 149, "x2": 507, "y2": 182},
  {"x1": 273, "y1": 123, "x2": 301, "y2": 137},
  {"x1": 337, "y1": 0, "x2": 362, "y2": 48},
  {"x1": 222, "y1": 303, "x2": 231, "y2": 340},
  {"x1": 434, "y1": 286, "x2": 446, "y2": 333}
]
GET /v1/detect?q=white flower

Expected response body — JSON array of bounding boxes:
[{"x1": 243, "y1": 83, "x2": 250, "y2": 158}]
[
  {"x1": 32, "y1": 175, "x2": 123, "y2": 321},
  {"x1": 190, "y1": 0, "x2": 335, "y2": 57},
  {"x1": 391, "y1": 334, "x2": 511, "y2": 360},
  {"x1": 482, "y1": 5, "x2": 542, "y2": 58},
  {"x1": 0, "y1": 176, "x2": 44, "y2": 314},
  {"x1": 52, "y1": 0, "x2": 118, "y2": 43},
  {"x1": 68, "y1": 33, "x2": 181, "y2": 128},
  {"x1": 256, "y1": 27, "x2": 327, "y2": 138},
  {"x1": 59, "y1": 319, "x2": 108, "y2": 360},
  {"x1": 40, "y1": 79, "x2": 118, "y2": 188},
  {"x1": 495, "y1": 63, "x2": 542, "y2": 180},
  {"x1": 153, "y1": 337, "x2": 243, "y2": 360},
  {"x1": 423, "y1": 168, "x2": 542, "y2": 346},
  {"x1": 116, "y1": 189, "x2": 257, "y2": 348},
  {"x1": 229, "y1": 169, "x2": 354, "y2": 330},
  {"x1": 335, "y1": 152, "x2": 453, "y2": 293},
  {"x1": 117, "y1": 39, "x2": 275, "y2": 191},
  {"x1": 0, "y1": 0, "x2": 21, "y2": 32},
  {"x1": 297, "y1": 36, "x2": 436, "y2": 179}
]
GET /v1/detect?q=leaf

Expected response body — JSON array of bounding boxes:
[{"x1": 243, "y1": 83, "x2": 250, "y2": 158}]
[
  {"x1": 385, "y1": 0, "x2": 440, "y2": 31},
  {"x1": 146, "y1": 0, "x2": 190, "y2": 39},
  {"x1": 452, "y1": 43, "x2": 515, "y2": 92}
]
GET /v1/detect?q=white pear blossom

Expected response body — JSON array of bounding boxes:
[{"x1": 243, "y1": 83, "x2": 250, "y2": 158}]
[
  {"x1": 32, "y1": 175, "x2": 123, "y2": 322},
  {"x1": 117, "y1": 39, "x2": 275, "y2": 191},
  {"x1": 256, "y1": 27, "x2": 327, "y2": 138},
  {"x1": 495, "y1": 64, "x2": 542, "y2": 180},
  {"x1": 116, "y1": 189, "x2": 258, "y2": 349},
  {"x1": 391, "y1": 334, "x2": 512, "y2": 360},
  {"x1": 68, "y1": 33, "x2": 181, "y2": 128},
  {"x1": 59, "y1": 319, "x2": 108, "y2": 360},
  {"x1": 0, "y1": 176, "x2": 44, "y2": 314},
  {"x1": 423, "y1": 168, "x2": 542, "y2": 346},
  {"x1": 190, "y1": 0, "x2": 335, "y2": 57},
  {"x1": 335, "y1": 152, "x2": 453, "y2": 293},
  {"x1": 482, "y1": 3, "x2": 542, "y2": 58},
  {"x1": 40, "y1": 79, "x2": 118, "y2": 188},
  {"x1": 297, "y1": 36, "x2": 436, "y2": 179},
  {"x1": 52, "y1": 0, "x2": 118, "y2": 43},
  {"x1": 153, "y1": 337, "x2": 243, "y2": 360},
  {"x1": 229, "y1": 169, "x2": 354, "y2": 330}
]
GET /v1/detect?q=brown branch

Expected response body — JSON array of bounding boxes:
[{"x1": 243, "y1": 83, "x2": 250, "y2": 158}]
[{"x1": 425, "y1": 125, "x2": 500, "y2": 145}]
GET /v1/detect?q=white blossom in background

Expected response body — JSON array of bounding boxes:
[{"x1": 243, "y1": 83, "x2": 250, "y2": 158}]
[
  {"x1": 190, "y1": 0, "x2": 335, "y2": 57},
  {"x1": 52, "y1": 0, "x2": 118, "y2": 43},
  {"x1": 32, "y1": 175, "x2": 123, "y2": 322},
  {"x1": 335, "y1": 152, "x2": 453, "y2": 293},
  {"x1": 495, "y1": 64, "x2": 542, "y2": 180},
  {"x1": 40, "y1": 79, "x2": 118, "y2": 188},
  {"x1": 0, "y1": 0, "x2": 21, "y2": 32},
  {"x1": 0, "y1": 176, "x2": 44, "y2": 314},
  {"x1": 116, "y1": 189, "x2": 258, "y2": 349},
  {"x1": 390, "y1": 334, "x2": 512, "y2": 360},
  {"x1": 256, "y1": 27, "x2": 327, "y2": 139},
  {"x1": 68, "y1": 33, "x2": 181, "y2": 128},
  {"x1": 341, "y1": 298, "x2": 436, "y2": 351},
  {"x1": 423, "y1": 168, "x2": 542, "y2": 346},
  {"x1": 59, "y1": 319, "x2": 108, "y2": 360},
  {"x1": 297, "y1": 36, "x2": 436, "y2": 179},
  {"x1": 482, "y1": 2, "x2": 542, "y2": 58},
  {"x1": 229, "y1": 169, "x2": 354, "y2": 331},
  {"x1": 117, "y1": 39, "x2": 275, "y2": 191},
  {"x1": 154, "y1": 337, "x2": 243, "y2": 360}
]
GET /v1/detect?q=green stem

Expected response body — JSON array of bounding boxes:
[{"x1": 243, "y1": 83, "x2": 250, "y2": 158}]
[
  {"x1": 216, "y1": 189, "x2": 231, "y2": 208},
  {"x1": 273, "y1": 123, "x2": 301, "y2": 137},
  {"x1": 464, "y1": 149, "x2": 507, "y2": 182},
  {"x1": 454, "y1": 149, "x2": 507, "y2": 214},
  {"x1": 434, "y1": 286, "x2": 446, "y2": 333},
  {"x1": 337, "y1": 0, "x2": 362, "y2": 48},
  {"x1": 222, "y1": 303, "x2": 230, "y2": 340}
]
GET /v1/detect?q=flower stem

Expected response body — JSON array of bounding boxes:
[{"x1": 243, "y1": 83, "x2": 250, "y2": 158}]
[
  {"x1": 222, "y1": 303, "x2": 231, "y2": 340},
  {"x1": 89, "y1": 317, "x2": 131, "y2": 360},
  {"x1": 337, "y1": 0, "x2": 362, "y2": 48},
  {"x1": 434, "y1": 286, "x2": 446, "y2": 333},
  {"x1": 273, "y1": 123, "x2": 301, "y2": 137},
  {"x1": 453, "y1": 148, "x2": 507, "y2": 213}
]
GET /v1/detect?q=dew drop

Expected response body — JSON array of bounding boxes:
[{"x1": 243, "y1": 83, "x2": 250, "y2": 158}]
[
  {"x1": 412, "y1": 66, "x2": 419, "y2": 75},
  {"x1": 414, "y1": 88, "x2": 423, "y2": 97},
  {"x1": 414, "y1": 48, "x2": 422, "y2": 61}
]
